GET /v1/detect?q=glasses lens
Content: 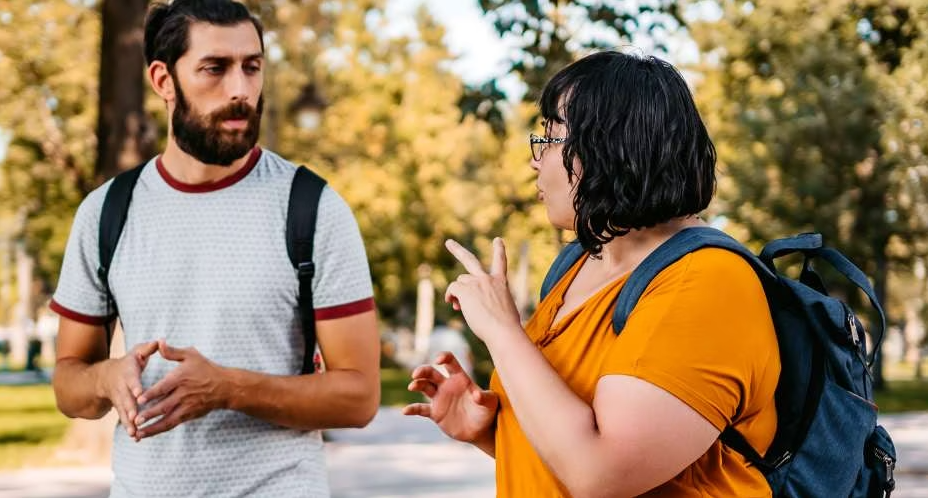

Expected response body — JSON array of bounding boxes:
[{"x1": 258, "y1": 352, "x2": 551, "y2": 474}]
[{"x1": 530, "y1": 134, "x2": 542, "y2": 161}]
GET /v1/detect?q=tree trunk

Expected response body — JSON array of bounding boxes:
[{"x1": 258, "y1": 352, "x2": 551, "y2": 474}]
[{"x1": 95, "y1": 0, "x2": 156, "y2": 185}]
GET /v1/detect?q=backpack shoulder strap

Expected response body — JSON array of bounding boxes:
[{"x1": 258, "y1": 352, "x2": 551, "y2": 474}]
[
  {"x1": 613, "y1": 226, "x2": 780, "y2": 470},
  {"x1": 540, "y1": 240, "x2": 585, "y2": 301},
  {"x1": 98, "y1": 162, "x2": 147, "y2": 319},
  {"x1": 612, "y1": 226, "x2": 772, "y2": 335},
  {"x1": 286, "y1": 166, "x2": 327, "y2": 374}
]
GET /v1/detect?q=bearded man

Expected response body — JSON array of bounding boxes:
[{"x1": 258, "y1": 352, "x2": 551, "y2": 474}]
[{"x1": 50, "y1": 2, "x2": 380, "y2": 496}]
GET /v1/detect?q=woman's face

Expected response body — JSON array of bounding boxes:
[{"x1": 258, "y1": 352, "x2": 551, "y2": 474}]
[{"x1": 531, "y1": 120, "x2": 578, "y2": 231}]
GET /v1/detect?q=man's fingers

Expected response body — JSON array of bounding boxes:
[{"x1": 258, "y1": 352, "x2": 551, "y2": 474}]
[
  {"x1": 137, "y1": 374, "x2": 177, "y2": 406},
  {"x1": 136, "y1": 391, "x2": 180, "y2": 426},
  {"x1": 158, "y1": 340, "x2": 187, "y2": 362},
  {"x1": 489, "y1": 237, "x2": 508, "y2": 277},
  {"x1": 407, "y1": 379, "x2": 438, "y2": 398},
  {"x1": 127, "y1": 376, "x2": 145, "y2": 399},
  {"x1": 135, "y1": 341, "x2": 159, "y2": 360},
  {"x1": 445, "y1": 239, "x2": 486, "y2": 276},
  {"x1": 435, "y1": 352, "x2": 465, "y2": 377},
  {"x1": 402, "y1": 403, "x2": 432, "y2": 418},
  {"x1": 136, "y1": 409, "x2": 184, "y2": 439},
  {"x1": 114, "y1": 387, "x2": 137, "y2": 436}
]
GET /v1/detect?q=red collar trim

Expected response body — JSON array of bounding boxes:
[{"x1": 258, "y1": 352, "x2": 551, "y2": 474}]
[{"x1": 156, "y1": 147, "x2": 262, "y2": 193}]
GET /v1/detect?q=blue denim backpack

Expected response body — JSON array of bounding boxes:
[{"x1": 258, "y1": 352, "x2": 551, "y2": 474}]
[{"x1": 541, "y1": 227, "x2": 897, "y2": 497}]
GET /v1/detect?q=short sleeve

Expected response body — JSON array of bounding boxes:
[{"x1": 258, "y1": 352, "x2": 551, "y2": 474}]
[
  {"x1": 310, "y1": 187, "x2": 375, "y2": 320},
  {"x1": 599, "y1": 248, "x2": 778, "y2": 431},
  {"x1": 50, "y1": 183, "x2": 114, "y2": 325}
]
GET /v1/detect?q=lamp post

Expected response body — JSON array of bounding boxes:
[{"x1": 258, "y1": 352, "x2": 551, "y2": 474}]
[{"x1": 290, "y1": 82, "x2": 328, "y2": 132}]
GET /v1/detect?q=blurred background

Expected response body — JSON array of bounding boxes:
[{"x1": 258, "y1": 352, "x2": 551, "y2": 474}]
[{"x1": 1, "y1": 0, "x2": 927, "y2": 496}]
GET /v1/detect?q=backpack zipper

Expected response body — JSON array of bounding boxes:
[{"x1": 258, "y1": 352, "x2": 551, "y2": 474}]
[
  {"x1": 871, "y1": 444, "x2": 895, "y2": 496},
  {"x1": 848, "y1": 313, "x2": 861, "y2": 346}
]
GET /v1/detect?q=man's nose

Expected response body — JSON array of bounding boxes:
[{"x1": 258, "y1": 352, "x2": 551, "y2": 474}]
[{"x1": 225, "y1": 68, "x2": 250, "y2": 103}]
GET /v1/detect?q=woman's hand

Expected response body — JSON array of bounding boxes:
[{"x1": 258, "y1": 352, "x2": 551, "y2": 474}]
[
  {"x1": 444, "y1": 238, "x2": 522, "y2": 342},
  {"x1": 403, "y1": 352, "x2": 498, "y2": 443}
]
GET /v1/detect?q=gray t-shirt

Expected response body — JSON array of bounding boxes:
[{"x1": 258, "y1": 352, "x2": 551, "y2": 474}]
[{"x1": 52, "y1": 148, "x2": 374, "y2": 497}]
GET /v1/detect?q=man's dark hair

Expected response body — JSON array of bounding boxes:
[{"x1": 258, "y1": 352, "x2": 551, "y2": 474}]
[
  {"x1": 540, "y1": 51, "x2": 717, "y2": 257},
  {"x1": 144, "y1": 0, "x2": 264, "y2": 70}
]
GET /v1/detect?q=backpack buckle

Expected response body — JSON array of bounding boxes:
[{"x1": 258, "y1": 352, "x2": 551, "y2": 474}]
[{"x1": 298, "y1": 262, "x2": 315, "y2": 279}]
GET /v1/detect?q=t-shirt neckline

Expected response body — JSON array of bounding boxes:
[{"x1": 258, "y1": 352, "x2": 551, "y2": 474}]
[{"x1": 156, "y1": 147, "x2": 262, "y2": 193}]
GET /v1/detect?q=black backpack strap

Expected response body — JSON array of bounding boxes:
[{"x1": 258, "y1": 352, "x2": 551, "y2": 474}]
[
  {"x1": 720, "y1": 426, "x2": 779, "y2": 473},
  {"x1": 540, "y1": 240, "x2": 585, "y2": 301},
  {"x1": 286, "y1": 166, "x2": 327, "y2": 374},
  {"x1": 98, "y1": 163, "x2": 146, "y2": 342}
]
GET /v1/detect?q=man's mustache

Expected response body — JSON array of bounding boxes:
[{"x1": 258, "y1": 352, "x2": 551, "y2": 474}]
[{"x1": 211, "y1": 101, "x2": 258, "y2": 122}]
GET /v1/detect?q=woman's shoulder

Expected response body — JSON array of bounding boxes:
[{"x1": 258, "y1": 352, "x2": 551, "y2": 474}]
[{"x1": 665, "y1": 247, "x2": 762, "y2": 290}]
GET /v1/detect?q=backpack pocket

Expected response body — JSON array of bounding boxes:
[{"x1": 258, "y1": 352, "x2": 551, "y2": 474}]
[
  {"x1": 852, "y1": 425, "x2": 896, "y2": 497},
  {"x1": 779, "y1": 379, "x2": 877, "y2": 497}
]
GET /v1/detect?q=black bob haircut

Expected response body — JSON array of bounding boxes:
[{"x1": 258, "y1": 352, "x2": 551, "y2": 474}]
[
  {"x1": 540, "y1": 51, "x2": 717, "y2": 257},
  {"x1": 144, "y1": 0, "x2": 264, "y2": 70}
]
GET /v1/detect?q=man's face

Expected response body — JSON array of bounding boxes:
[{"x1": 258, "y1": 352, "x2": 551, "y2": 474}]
[{"x1": 169, "y1": 21, "x2": 264, "y2": 166}]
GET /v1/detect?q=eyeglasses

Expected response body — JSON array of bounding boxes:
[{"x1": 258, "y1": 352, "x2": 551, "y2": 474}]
[{"x1": 530, "y1": 133, "x2": 567, "y2": 161}]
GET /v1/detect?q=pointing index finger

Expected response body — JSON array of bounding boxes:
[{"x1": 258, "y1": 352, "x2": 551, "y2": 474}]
[{"x1": 445, "y1": 239, "x2": 486, "y2": 276}]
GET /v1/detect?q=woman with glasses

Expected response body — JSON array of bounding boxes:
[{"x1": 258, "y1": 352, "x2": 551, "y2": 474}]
[{"x1": 404, "y1": 51, "x2": 779, "y2": 497}]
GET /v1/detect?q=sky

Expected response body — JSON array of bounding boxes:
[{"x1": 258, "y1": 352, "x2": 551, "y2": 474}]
[
  {"x1": 385, "y1": 0, "x2": 513, "y2": 85},
  {"x1": 383, "y1": 0, "x2": 714, "y2": 99}
]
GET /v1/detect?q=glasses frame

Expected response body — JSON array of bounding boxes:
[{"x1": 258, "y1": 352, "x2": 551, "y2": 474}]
[{"x1": 530, "y1": 133, "x2": 568, "y2": 161}]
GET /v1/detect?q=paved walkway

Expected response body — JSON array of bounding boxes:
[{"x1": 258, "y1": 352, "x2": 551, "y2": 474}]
[{"x1": 0, "y1": 409, "x2": 925, "y2": 497}]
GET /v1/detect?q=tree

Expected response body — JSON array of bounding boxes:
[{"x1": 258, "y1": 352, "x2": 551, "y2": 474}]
[
  {"x1": 476, "y1": 0, "x2": 686, "y2": 103},
  {"x1": 96, "y1": 0, "x2": 156, "y2": 182},
  {"x1": 693, "y1": 0, "x2": 928, "y2": 388},
  {"x1": 0, "y1": 1, "x2": 100, "y2": 291},
  {"x1": 284, "y1": 2, "x2": 554, "y2": 324}
]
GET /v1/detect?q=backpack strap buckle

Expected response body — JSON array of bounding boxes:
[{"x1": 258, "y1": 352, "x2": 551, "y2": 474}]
[{"x1": 297, "y1": 262, "x2": 315, "y2": 279}]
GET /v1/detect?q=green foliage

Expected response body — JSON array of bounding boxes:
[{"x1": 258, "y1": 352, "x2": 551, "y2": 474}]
[
  {"x1": 264, "y1": 2, "x2": 558, "y2": 324},
  {"x1": 694, "y1": 0, "x2": 928, "y2": 313},
  {"x1": 477, "y1": 0, "x2": 686, "y2": 102},
  {"x1": 874, "y1": 380, "x2": 928, "y2": 413},
  {"x1": 0, "y1": 385, "x2": 70, "y2": 469},
  {"x1": 379, "y1": 367, "x2": 421, "y2": 407},
  {"x1": 0, "y1": 1, "x2": 100, "y2": 289}
]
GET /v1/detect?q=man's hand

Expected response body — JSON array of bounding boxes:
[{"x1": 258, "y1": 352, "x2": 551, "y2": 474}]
[
  {"x1": 134, "y1": 340, "x2": 227, "y2": 440},
  {"x1": 97, "y1": 341, "x2": 159, "y2": 438}
]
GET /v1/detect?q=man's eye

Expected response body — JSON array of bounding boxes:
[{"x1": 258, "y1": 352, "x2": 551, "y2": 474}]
[
  {"x1": 244, "y1": 65, "x2": 261, "y2": 74},
  {"x1": 204, "y1": 66, "x2": 223, "y2": 74}
]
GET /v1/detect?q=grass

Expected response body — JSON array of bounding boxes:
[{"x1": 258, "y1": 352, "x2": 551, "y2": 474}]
[
  {"x1": 380, "y1": 367, "x2": 421, "y2": 407},
  {"x1": 0, "y1": 371, "x2": 924, "y2": 470},
  {"x1": 0, "y1": 385, "x2": 70, "y2": 469},
  {"x1": 876, "y1": 380, "x2": 928, "y2": 414}
]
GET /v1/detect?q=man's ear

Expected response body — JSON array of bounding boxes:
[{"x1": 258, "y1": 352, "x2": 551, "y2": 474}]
[{"x1": 148, "y1": 61, "x2": 175, "y2": 103}]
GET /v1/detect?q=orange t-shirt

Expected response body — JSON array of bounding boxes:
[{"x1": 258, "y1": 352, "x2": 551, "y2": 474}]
[{"x1": 490, "y1": 248, "x2": 780, "y2": 497}]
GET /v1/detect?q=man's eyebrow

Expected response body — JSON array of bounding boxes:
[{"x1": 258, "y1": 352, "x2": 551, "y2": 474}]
[{"x1": 198, "y1": 53, "x2": 264, "y2": 65}]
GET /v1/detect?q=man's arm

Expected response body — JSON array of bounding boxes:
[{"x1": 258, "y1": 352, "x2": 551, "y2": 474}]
[
  {"x1": 135, "y1": 309, "x2": 381, "y2": 437},
  {"x1": 223, "y1": 309, "x2": 381, "y2": 429},
  {"x1": 53, "y1": 316, "x2": 158, "y2": 438},
  {"x1": 53, "y1": 317, "x2": 111, "y2": 419}
]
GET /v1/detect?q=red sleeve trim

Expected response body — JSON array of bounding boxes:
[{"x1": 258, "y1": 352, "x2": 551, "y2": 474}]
[
  {"x1": 50, "y1": 299, "x2": 115, "y2": 326},
  {"x1": 314, "y1": 297, "x2": 375, "y2": 321}
]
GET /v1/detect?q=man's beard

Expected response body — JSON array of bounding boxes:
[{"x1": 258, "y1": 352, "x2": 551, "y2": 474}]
[{"x1": 172, "y1": 82, "x2": 263, "y2": 167}]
